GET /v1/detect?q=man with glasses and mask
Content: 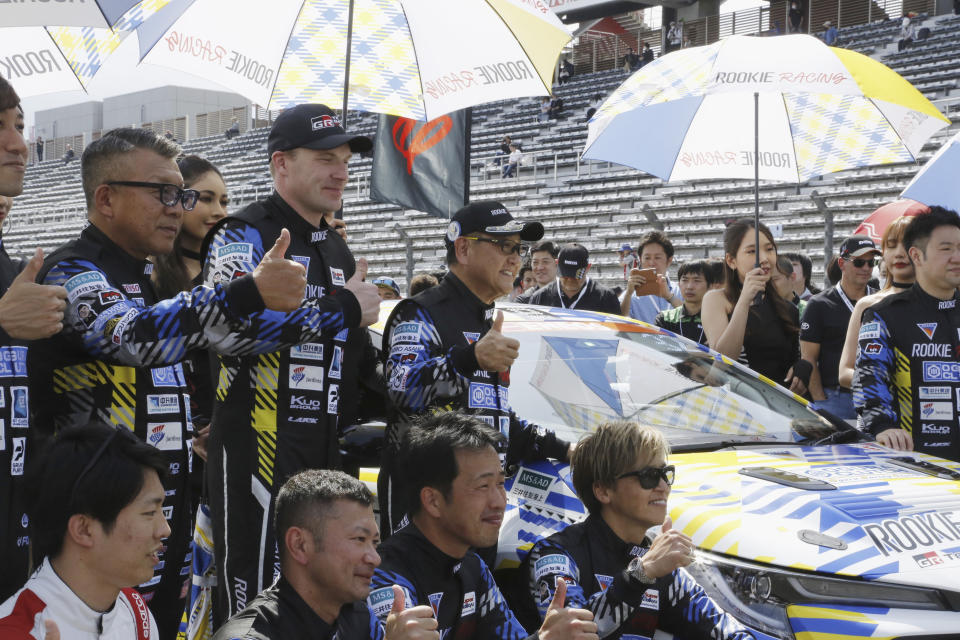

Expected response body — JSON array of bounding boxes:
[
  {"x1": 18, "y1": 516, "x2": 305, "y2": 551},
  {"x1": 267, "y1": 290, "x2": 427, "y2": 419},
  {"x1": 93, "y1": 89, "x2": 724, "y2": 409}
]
[
  {"x1": 800, "y1": 235, "x2": 879, "y2": 420},
  {"x1": 379, "y1": 201, "x2": 572, "y2": 540},
  {"x1": 29, "y1": 127, "x2": 369, "y2": 637},
  {"x1": 519, "y1": 421, "x2": 754, "y2": 640}
]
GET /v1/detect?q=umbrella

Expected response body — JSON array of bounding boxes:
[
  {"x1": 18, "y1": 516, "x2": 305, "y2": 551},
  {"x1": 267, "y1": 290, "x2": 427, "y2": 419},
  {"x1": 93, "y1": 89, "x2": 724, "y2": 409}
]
[
  {"x1": 0, "y1": 0, "x2": 174, "y2": 99},
  {"x1": 854, "y1": 199, "x2": 929, "y2": 244},
  {"x1": 132, "y1": 0, "x2": 571, "y2": 120},
  {"x1": 901, "y1": 130, "x2": 960, "y2": 212},
  {"x1": 2, "y1": 0, "x2": 170, "y2": 28},
  {"x1": 583, "y1": 34, "x2": 949, "y2": 266}
]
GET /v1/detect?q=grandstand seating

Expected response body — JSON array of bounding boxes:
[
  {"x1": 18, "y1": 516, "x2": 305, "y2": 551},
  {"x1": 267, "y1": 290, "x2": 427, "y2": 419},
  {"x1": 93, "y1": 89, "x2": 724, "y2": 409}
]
[{"x1": 7, "y1": 12, "x2": 960, "y2": 295}]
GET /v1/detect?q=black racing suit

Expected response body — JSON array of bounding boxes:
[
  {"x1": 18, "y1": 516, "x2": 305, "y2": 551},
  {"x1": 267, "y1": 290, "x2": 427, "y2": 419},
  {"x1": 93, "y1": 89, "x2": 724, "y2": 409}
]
[
  {"x1": 854, "y1": 284, "x2": 960, "y2": 461},
  {"x1": 212, "y1": 577, "x2": 384, "y2": 640},
  {"x1": 201, "y1": 193, "x2": 361, "y2": 624},
  {"x1": 29, "y1": 224, "x2": 269, "y2": 638},
  {"x1": 380, "y1": 272, "x2": 570, "y2": 536},
  {"x1": 368, "y1": 524, "x2": 532, "y2": 640},
  {"x1": 0, "y1": 239, "x2": 30, "y2": 603},
  {"x1": 520, "y1": 515, "x2": 753, "y2": 639}
]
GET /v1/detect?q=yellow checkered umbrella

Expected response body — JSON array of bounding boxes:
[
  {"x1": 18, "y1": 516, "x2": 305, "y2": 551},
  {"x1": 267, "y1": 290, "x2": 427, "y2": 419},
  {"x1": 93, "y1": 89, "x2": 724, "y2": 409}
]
[
  {"x1": 133, "y1": 0, "x2": 572, "y2": 119},
  {"x1": 1, "y1": 0, "x2": 170, "y2": 28},
  {"x1": 1, "y1": 1, "x2": 173, "y2": 98},
  {"x1": 582, "y1": 34, "x2": 949, "y2": 266}
]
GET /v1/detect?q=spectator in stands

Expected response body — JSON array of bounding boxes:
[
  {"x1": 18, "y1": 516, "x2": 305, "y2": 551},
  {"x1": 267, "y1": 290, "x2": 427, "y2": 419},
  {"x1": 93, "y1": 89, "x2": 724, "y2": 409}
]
[
  {"x1": 623, "y1": 47, "x2": 640, "y2": 73},
  {"x1": 666, "y1": 21, "x2": 683, "y2": 52},
  {"x1": 519, "y1": 421, "x2": 754, "y2": 640},
  {"x1": 800, "y1": 235, "x2": 880, "y2": 420},
  {"x1": 529, "y1": 243, "x2": 620, "y2": 313},
  {"x1": 619, "y1": 242, "x2": 638, "y2": 278},
  {"x1": 495, "y1": 135, "x2": 512, "y2": 166},
  {"x1": 620, "y1": 230, "x2": 683, "y2": 324},
  {"x1": 408, "y1": 272, "x2": 438, "y2": 296},
  {"x1": 212, "y1": 469, "x2": 438, "y2": 640},
  {"x1": 0, "y1": 423, "x2": 167, "y2": 639},
  {"x1": 62, "y1": 144, "x2": 75, "y2": 166},
  {"x1": 164, "y1": 130, "x2": 176, "y2": 142},
  {"x1": 898, "y1": 15, "x2": 916, "y2": 51},
  {"x1": 0, "y1": 76, "x2": 69, "y2": 603},
  {"x1": 559, "y1": 57, "x2": 574, "y2": 84},
  {"x1": 838, "y1": 216, "x2": 915, "y2": 389},
  {"x1": 782, "y1": 251, "x2": 819, "y2": 300},
  {"x1": 585, "y1": 94, "x2": 604, "y2": 122},
  {"x1": 225, "y1": 117, "x2": 240, "y2": 140},
  {"x1": 706, "y1": 258, "x2": 725, "y2": 290},
  {"x1": 788, "y1": 2, "x2": 804, "y2": 33},
  {"x1": 369, "y1": 413, "x2": 595, "y2": 638},
  {"x1": 655, "y1": 259, "x2": 712, "y2": 345},
  {"x1": 640, "y1": 42, "x2": 655, "y2": 66},
  {"x1": 502, "y1": 143, "x2": 522, "y2": 178},
  {"x1": 701, "y1": 218, "x2": 806, "y2": 392},
  {"x1": 35, "y1": 135, "x2": 43, "y2": 162},
  {"x1": 823, "y1": 21, "x2": 838, "y2": 45},
  {"x1": 516, "y1": 239, "x2": 559, "y2": 303},
  {"x1": 538, "y1": 97, "x2": 551, "y2": 124},
  {"x1": 548, "y1": 96, "x2": 564, "y2": 120},
  {"x1": 373, "y1": 276, "x2": 402, "y2": 300}
]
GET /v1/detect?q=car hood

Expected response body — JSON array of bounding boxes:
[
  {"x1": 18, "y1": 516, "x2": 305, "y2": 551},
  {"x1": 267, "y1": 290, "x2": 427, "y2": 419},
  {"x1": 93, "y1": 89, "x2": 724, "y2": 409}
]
[{"x1": 502, "y1": 443, "x2": 960, "y2": 591}]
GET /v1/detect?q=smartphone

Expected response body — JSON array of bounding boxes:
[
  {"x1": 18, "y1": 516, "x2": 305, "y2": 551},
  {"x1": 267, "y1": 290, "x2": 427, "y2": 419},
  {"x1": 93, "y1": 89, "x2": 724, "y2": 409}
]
[{"x1": 632, "y1": 268, "x2": 659, "y2": 296}]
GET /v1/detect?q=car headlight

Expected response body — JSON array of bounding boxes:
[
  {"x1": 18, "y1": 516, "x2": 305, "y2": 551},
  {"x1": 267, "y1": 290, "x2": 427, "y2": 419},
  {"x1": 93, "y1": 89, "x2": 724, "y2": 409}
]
[{"x1": 685, "y1": 550, "x2": 950, "y2": 640}]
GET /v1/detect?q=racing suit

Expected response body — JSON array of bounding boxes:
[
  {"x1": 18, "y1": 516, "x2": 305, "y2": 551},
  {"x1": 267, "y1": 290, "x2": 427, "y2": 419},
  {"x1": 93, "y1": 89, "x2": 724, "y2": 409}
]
[
  {"x1": 212, "y1": 577, "x2": 383, "y2": 640},
  {"x1": 201, "y1": 193, "x2": 361, "y2": 623},
  {"x1": 0, "y1": 558, "x2": 159, "y2": 640},
  {"x1": 0, "y1": 238, "x2": 30, "y2": 602},
  {"x1": 368, "y1": 523, "x2": 531, "y2": 640},
  {"x1": 29, "y1": 223, "x2": 357, "y2": 637},
  {"x1": 380, "y1": 272, "x2": 571, "y2": 535},
  {"x1": 854, "y1": 284, "x2": 960, "y2": 461},
  {"x1": 520, "y1": 515, "x2": 752, "y2": 639}
]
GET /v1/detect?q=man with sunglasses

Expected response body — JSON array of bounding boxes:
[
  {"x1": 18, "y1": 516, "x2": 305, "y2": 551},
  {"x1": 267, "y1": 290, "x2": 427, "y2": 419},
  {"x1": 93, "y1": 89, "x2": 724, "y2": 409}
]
[
  {"x1": 379, "y1": 201, "x2": 572, "y2": 540},
  {"x1": 519, "y1": 421, "x2": 753, "y2": 640},
  {"x1": 800, "y1": 235, "x2": 879, "y2": 420},
  {"x1": 28, "y1": 127, "x2": 365, "y2": 637},
  {"x1": 0, "y1": 423, "x2": 167, "y2": 639}
]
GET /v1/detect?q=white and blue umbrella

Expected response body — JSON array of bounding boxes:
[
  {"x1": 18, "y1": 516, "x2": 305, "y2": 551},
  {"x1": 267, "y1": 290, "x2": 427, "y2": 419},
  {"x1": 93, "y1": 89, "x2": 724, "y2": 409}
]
[
  {"x1": 0, "y1": 0, "x2": 168, "y2": 27},
  {"x1": 901, "y1": 130, "x2": 960, "y2": 212}
]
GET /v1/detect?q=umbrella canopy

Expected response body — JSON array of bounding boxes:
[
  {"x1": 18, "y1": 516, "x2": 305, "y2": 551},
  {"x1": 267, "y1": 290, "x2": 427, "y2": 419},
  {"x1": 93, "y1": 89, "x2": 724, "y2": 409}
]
[
  {"x1": 1, "y1": 0, "x2": 174, "y2": 99},
  {"x1": 854, "y1": 199, "x2": 929, "y2": 244},
  {"x1": 583, "y1": 34, "x2": 949, "y2": 183},
  {"x1": 133, "y1": 0, "x2": 571, "y2": 119},
  {"x1": 1, "y1": 0, "x2": 169, "y2": 28},
  {"x1": 901, "y1": 130, "x2": 960, "y2": 212}
]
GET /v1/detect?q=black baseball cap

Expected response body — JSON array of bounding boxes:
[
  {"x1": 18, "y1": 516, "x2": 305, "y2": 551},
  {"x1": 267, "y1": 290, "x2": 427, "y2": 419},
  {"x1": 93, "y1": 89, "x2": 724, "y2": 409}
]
[
  {"x1": 839, "y1": 234, "x2": 880, "y2": 259},
  {"x1": 557, "y1": 243, "x2": 589, "y2": 278},
  {"x1": 267, "y1": 104, "x2": 372, "y2": 156},
  {"x1": 445, "y1": 201, "x2": 544, "y2": 246}
]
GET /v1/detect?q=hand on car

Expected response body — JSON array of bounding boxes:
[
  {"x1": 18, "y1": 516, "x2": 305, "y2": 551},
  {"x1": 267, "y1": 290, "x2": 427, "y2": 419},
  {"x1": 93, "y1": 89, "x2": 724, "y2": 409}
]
[{"x1": 877, "y1": 428, "x2": 913, "y2": 451}]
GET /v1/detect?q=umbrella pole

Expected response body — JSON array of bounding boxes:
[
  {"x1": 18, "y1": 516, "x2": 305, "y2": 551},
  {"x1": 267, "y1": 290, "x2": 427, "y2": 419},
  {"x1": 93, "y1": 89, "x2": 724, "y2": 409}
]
[
  {"x1": 341, "y1": 0, "x2": 355, "y2": 127},
  {"x1": 753, "y1": 91, "x2": 760, "y2": 271}
]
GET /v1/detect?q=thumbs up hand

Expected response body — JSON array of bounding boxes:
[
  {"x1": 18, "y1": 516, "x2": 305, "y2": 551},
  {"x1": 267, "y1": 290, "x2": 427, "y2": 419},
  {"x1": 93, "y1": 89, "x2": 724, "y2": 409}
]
[
  {"x1": 344, "y1": 258, "x2": 380, "y2": 327},
  {"x1": 383, "y1": 585, "x2": 439, "y2": 640},
  {"x1": 474, "y1": 310, "x2": 520, "y2": 372},
  {"x1": 0, "y1": 247, "x2": 67, "y2": 340},
  {"x1": 251, "y1": 229, "x2": 307, "y2": 312},
  {"x1": 538, "y1": 578, "x2": 598, "y2": 640}
]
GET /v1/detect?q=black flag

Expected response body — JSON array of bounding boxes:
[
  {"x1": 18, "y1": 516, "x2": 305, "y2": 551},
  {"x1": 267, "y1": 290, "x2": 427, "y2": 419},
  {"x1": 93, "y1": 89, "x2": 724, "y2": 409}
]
[{"x1": 370, "y1": 109, "x2": 470, "y2": 218}]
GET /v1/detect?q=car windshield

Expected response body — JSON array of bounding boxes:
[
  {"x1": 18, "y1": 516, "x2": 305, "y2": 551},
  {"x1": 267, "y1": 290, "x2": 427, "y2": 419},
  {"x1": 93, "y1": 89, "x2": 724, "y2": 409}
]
[{"x1": 504, "y1": 313, "x2": 839, "y2": 449}]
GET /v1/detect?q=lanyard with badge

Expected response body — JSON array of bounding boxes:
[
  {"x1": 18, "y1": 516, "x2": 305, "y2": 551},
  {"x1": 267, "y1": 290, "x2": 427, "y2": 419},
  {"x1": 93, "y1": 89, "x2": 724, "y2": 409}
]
[
  {"x1": 836, "y1": 284, "x2": 876, "y2": 313},
  {"x1": 557, "y1": 279, "x2": 589, "y2": 309}
]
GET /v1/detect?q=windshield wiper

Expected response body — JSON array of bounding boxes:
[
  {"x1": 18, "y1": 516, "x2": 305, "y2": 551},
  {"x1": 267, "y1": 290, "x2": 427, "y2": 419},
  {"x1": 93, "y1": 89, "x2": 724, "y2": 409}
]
[{"x1": 671, "y1": 439, "x2": 799, "y2": 453}]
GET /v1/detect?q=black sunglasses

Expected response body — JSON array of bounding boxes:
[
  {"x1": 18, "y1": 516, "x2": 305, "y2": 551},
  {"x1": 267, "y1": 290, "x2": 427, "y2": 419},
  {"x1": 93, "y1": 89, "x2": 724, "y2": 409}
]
[
  {"x1": 849, "y1": 257, "x2": 876, "y2": 268},
  {"x1": 617, "y1": 464, "x2": 675, "y2": 489},
  {"x1": 68, "y1": 427, "x2": 123, "y2": 506},
  {"x1": 107, "y1": 181, "x2": 200, "y2": 211}
]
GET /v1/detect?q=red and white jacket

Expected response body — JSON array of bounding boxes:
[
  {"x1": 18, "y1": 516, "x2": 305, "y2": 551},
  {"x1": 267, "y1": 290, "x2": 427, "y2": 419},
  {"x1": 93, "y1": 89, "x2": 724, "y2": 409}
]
[{"x1": 0, "y1": 559, "x2": 157, "y2": 639}]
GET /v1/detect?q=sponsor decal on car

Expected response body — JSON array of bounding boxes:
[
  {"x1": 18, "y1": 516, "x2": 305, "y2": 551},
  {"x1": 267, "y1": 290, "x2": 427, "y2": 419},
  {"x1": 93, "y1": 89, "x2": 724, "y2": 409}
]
[{"x1": 510, "y1": 467, "x2": 553, "y2": 505}]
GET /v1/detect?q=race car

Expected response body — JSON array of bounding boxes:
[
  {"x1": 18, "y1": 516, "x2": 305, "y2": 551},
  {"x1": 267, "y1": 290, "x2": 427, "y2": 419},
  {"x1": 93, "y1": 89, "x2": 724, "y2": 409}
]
[{"x1": 352, "y1": 302, "x2": 960, "y2": 639}]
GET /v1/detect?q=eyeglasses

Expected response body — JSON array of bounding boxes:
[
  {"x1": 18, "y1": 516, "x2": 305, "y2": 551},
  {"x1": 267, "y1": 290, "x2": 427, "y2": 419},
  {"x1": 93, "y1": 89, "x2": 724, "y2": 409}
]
[
  {"x1": 617, "y1": 464, "x2": 675, "y2": 489},
  {"x1": 462, "y1": 236, "x2": 529, "y2": 258},
  {"x1": 106, "y1": 181, "x2": 200, "y2": 211},
  {"x1": 68, "y1": 427, "x2": 122, "y2": 506},
  {"x1": 849, "y1": 257, "x2": 876, "y2": 268}
]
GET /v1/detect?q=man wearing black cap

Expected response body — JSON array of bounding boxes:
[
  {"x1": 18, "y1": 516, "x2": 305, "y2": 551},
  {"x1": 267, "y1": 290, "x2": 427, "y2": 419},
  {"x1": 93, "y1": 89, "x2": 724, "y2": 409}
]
[
  {"x1": 201, "y1": 103, "x2": 381, "y2": 624},
  {"x1": 528, "y1": 243, "x2": 620, "y2": 314},
  {"x1": 379, "y1": 201, "x2": 573, "y2": 539},
  {"x1": 800, "y1": 234, "x2": 879, "y2": 419}
]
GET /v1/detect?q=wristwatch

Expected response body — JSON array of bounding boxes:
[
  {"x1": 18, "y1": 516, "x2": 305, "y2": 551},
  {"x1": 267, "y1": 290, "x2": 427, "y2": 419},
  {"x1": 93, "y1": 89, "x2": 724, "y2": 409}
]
[{"x1": 627, "y1": 555, "x2": 656, "y2": 585}]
